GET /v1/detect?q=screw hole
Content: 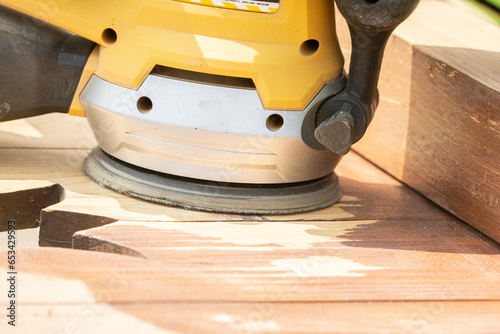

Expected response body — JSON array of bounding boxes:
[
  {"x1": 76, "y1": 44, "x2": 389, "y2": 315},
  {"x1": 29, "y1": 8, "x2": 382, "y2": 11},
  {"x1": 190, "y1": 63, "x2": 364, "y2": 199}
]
[
  {"x1": 137, "y1": 96, "x2": 153, "y2": 114},
  {"x1": 266, "y1": 114, "x2": 284, "y2": 132},
  {"x1": 300, "y1": 39, "x2": 320, "y2": 57},
  {"x1": 101, "y1": 28, "x2": 117, "y2": 45}
]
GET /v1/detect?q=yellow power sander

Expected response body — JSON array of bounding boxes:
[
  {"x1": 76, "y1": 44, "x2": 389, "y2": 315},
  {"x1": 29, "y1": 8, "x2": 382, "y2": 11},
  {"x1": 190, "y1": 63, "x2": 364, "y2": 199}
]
[{"x1": 0, "y1": 0, "x2": 419, "y2": 214}]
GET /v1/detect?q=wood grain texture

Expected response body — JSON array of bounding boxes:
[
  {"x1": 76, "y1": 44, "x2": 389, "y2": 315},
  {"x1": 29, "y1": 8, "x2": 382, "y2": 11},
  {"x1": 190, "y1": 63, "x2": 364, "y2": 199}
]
[
  {"x1": 3, "y1": 296, "x2": 500, "y2": 333},
  {"x1": 67, "y1": 219, "x2": 500, "y2": 302},
  {"x1": 347, "y1": 0, "x2": 500, "y2": 242},
  {"x1": 0, "y1": 235, "x2": 499, "y2": 333}
]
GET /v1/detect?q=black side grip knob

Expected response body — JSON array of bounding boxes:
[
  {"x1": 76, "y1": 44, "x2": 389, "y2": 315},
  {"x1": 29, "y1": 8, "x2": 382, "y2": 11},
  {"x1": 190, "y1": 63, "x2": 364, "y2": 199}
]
[
  {"x1": 315, "y1": 102, "x2": 354, "y2": 155},
  {"x1": 314, "y1": 0, "x2": 420, "y2": 155}
]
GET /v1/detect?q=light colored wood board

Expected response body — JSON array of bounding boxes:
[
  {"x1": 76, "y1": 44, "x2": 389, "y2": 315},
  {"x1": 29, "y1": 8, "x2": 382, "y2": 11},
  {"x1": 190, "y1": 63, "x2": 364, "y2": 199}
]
[
  {"x1": 0, "y1": 113, "x2": 97, "y2": 149},
  {"x1": 0, "y1": 147, "x2": 253, "y2": 227},
  {"x1": 0, "y1": 146, "x2": 393, "y2": 222},
  {"x1": 2, "y1": 301, "x2": 500, "y2": 334},
  {"x1": 340, "y1": 0, "x2": 500, "y2": 242},
  {"x1": 0, "y1": 143, "x2": 454, "y2": 247},
  {"x1": 0, "y1": 227, "x2": 40, "y2": 249}
]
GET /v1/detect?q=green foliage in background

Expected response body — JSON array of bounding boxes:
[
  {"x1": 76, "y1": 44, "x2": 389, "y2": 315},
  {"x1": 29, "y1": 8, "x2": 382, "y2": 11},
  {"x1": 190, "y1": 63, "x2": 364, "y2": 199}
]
[
  {"x1": 468, "y1": 0, "x2": 500, "y2": 25},
  {"x1": 483, "y1": 0, "x2": 500, "y2": 10}
]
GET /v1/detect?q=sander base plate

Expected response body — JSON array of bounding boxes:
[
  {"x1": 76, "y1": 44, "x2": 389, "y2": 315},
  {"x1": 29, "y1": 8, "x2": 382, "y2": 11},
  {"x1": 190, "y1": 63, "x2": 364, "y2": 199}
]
[{"x1": 83, "y1": 148, "x2": 342, "y2": 215}]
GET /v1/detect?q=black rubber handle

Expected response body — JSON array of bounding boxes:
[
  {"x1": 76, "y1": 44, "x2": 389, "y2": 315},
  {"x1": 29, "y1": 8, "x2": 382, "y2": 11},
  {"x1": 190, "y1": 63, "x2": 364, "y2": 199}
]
[
  {"x1": 0, "y1": 5, "x2": 95, "y2": 122},
  {"x1": 314, "y1": 0, "x2": 420, "y2": 155}
]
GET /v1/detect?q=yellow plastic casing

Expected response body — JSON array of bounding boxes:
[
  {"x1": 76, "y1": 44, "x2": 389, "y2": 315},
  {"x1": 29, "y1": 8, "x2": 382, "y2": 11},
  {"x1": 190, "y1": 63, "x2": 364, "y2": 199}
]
[{"x1": 2, "y1": 0, "x2": 344, "y2": 116}]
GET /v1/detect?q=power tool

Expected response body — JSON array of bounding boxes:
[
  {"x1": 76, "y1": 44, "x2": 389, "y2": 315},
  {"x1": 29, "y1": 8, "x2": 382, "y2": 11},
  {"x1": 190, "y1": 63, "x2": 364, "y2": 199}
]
[{"x1": 0, "y1": 0, "x2": 419, "y2": 214}]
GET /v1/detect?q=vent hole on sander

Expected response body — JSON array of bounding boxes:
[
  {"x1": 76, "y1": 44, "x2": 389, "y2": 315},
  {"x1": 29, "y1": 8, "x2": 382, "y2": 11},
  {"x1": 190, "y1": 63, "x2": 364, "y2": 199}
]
[
  {"x1": 266, "y1": 114, "x2": 284, "y2": 132},
  {"x1": 137, "y1": 96, "x2": 153, "y2": 114},
  {"x1": 300, "y1": 39, "x2": 320, "y2": 56},
  {"x1": 102, "y1": 28, "x2": 117, "y2": 45},
  {"x1": 364, "y1": 0, "x2": 380, "y2": 4}
]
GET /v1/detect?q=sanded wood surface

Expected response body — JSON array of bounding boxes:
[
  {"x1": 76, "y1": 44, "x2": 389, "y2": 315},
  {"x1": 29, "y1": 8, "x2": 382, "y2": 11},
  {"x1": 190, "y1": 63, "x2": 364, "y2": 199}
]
[
  {"x1": 342, "y1": 0, "x2": 500, "y2": 243},
  {"x1": 0, "y1": 146, "x2": 451, "y2": 247}
]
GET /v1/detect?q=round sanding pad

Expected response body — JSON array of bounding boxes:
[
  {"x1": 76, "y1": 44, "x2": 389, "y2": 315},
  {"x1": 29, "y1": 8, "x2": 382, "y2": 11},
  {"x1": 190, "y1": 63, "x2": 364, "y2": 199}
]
[{"x1": 83, "y1": 148, "x2": 342, "y2": 214}]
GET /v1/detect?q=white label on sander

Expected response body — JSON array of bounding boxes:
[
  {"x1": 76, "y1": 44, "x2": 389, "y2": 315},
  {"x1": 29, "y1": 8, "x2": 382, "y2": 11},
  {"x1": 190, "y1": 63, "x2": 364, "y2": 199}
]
[{"x1": 174, "y1": 0, "x2": 280, "y2": 13}]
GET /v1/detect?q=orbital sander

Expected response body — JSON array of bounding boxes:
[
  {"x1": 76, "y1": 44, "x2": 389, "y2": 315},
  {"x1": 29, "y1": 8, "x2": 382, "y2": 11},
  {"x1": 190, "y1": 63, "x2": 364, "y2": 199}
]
[{"x1": 0, "y1": 0, "x2": 419, "y2": 214}]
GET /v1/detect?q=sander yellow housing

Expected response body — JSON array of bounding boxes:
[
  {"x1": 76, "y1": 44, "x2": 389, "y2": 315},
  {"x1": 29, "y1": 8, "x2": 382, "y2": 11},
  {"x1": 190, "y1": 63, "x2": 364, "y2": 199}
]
[{"x1": 0, "y1": 0, "x2": 419, "y2": 213}]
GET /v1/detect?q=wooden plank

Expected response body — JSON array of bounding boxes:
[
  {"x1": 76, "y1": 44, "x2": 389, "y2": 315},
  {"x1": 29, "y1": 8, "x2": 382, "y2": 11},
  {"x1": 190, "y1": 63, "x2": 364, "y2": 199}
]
[
  {"x1": 69, "y1": 220, "x2": 500, "y2": 302},
  {"x1": 2, "y1": 301, "x2": 500, "y2": 334},
  {"x1": 1, "y1": 221, "x2": 500, "y2": 305},
  {"x1": 341, "y1": 0, "x2": 500, "y2": 242},
  {"x1": 0, "y1": 113, "x2": 97, "y2": 149},
  {"x1": 1, "y1": 222, "x2": 500, "y2": 332},
  {"x1": 0, "y1": 146, "x2": 453, "y2": 246}
]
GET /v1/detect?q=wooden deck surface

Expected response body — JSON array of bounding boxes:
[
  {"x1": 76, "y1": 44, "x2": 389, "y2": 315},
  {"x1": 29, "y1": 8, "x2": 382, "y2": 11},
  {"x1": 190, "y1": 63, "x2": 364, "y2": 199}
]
[{"x1": 1, "y1": 112, "x2": 499, "y2": 333}]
